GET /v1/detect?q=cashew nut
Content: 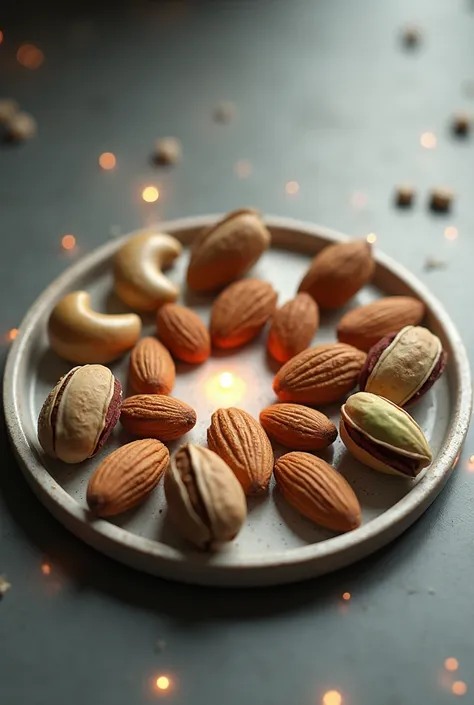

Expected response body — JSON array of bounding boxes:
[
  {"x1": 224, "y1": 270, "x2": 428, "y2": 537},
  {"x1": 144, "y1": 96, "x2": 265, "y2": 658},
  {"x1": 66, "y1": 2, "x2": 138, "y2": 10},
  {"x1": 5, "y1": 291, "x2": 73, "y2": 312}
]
[
  {"x1": 48, "y1": 291, "x2": 142, "y2": 364},
  {"x1": 114, "y1": 232, "x2": 182, "y2": 311}
]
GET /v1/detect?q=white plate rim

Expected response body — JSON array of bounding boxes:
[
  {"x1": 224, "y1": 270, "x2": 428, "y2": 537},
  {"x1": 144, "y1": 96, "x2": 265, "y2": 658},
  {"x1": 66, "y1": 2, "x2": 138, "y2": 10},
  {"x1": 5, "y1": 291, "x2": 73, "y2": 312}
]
[{"x1": 3, "y1": 214, "x2": 472, "y2": 586}]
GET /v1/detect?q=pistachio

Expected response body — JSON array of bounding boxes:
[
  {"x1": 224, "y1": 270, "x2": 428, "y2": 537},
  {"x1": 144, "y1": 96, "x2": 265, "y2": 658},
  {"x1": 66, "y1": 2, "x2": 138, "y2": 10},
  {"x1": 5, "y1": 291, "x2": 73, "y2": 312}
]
[
  {"x1": 359, "y1": 326, "x2": 447, "y2": 406},
  {"x1": 37, "y1": 365, "x2": 122, "y2": 464},
  {"x1": 164, "y1": 444, "x2": 247, "y2": 549},
  {"x1": 340, "y1": 392, "x2": 432, "y2": 477}
]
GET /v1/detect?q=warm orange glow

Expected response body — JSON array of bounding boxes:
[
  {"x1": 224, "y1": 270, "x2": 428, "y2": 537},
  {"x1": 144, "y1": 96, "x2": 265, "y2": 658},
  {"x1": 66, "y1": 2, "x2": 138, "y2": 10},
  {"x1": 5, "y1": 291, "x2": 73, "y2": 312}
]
[
  {"x1": 205, "y1": 370, "x2": 247, "y2": 407},
  {"x1": 61, "y1": 234, "x2": 76, "y2": 250},
  {"x1": 286, "y1": 181, "x2": 299, "y2": 195},
  {"x1": 322, "y1": 690, "x2": 342, "y2": 705},
  {"x1": 155, "y1": 676, "x2": 170, "y2": 691},
  {"x1": 8, "y1": 328, "x2": 19, "y2": 342},
  {"x1": 351, "y1": 191, "x2": 367, "y2": 208},
  {"x1": 235, "y1": 159, "x2": 253, "y2": 178},
  {"x1": 452, "y1": 681, "x2": 467, "y2": 696},
  {"x1": 0, "y1": 30, "x2": 4, "y2": 45},
  {"x1": 99, "y1": 152, "x2": 116, "y2": 170},
  {"x1": 17, "y1": 44, "x2": 44, "y2": 69},
  {"x1": 445, "y1": 658, "x2": 459, "y2": 672},
  {"x1": 342, "y1": 592, "x2": 351, "y2": 601},
  {"x1": 445, "y1": 226, "x2": 458, "y2": 241},
  {"x1": 366, "y1": 233, "x2": 377, "y2": 244},
  {"x1": 41, "y1": 562, "x2": 51, "y2": 576},
  {"x1": 420, "y1": 132, "x2": 437, "y2": 149},
  {"x1": 142, "y1": 186, "x2": 159, "y2": 203}
]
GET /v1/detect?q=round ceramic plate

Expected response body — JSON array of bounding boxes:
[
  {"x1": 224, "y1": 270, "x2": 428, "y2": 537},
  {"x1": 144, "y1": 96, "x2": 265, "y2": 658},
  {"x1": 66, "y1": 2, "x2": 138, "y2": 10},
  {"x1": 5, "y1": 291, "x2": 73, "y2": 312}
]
[{"x1": 3, "y1": 215, "x2": 472, "y2": 587}]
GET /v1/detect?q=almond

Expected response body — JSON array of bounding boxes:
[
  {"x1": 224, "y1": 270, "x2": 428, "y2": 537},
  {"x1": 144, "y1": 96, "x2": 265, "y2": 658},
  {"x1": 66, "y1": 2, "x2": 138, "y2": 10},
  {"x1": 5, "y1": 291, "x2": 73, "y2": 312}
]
[
  {"x1": 267, "y1": 293, "x2": 319, "y2": 363},
  {"x1": 120, "y1": 395, "x2": 196, "y2": 440},
  {"x1": 207, "y1": 408, "x2": 274, "y2": 495},
  {"x1": 156, "y1": 304, "x2": 210, "y2": 364},
  {"x1": 187, "y1": 209, "x2": 271, "y2": 292},
  {"x1": 210, "y1": 278, "x2": 278, "y2": 348},
  {"x1": 259, "y1": 403, "x2": 337, "y2": 451},
  {"x1": 298, "y1": 239, "x2": 375, "y2": 309},
  {"x1": 129, "y1": 337, "x2": 175, "y2": 395},
  {"x1": 87, "y1": 439, "x2": 169, "y2": 516},
  {"x1": 337, "y1": 296, "x2": 425, "y2": 351},
  {"x1": 273, "y1": 343, "x2": 366, "y2": 405},
  {"x1": 274, "y1": 452, "x2": 361, "y2": 531}
]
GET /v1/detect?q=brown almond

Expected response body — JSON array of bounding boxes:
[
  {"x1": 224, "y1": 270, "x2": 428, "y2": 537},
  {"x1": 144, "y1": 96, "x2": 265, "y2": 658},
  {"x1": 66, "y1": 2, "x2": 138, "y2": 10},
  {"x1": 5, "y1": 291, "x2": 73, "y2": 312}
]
[
  {"x1": 337, "y1": 296, "x2": 425, "y2": 351},
  {"x1": 120, "y1": 395, "x2": 196, "y2": 440},
  {"x1": 298, "y1": 239, "x2": 375, "y2": 309},
  {"x1": 274, "y1": 452, "x2": 361, "y2": 532},
  {"x1": 156, "y1": 304, "x2": 210, "y2": 364},
  {"x1": 267, "y1": 293, "x2": 319, "y2": 363},
  {"x1": 210, "y1": 278, "x2": 278, "y2": 348},
  {"x1": 273, "y1": 343, "x2": 366, "y2": 405},
  {"x1": 129, "y1": 337, "x2": 175, "y2": 395},
  {"x1": 187, "y1": 209, "x2": 271, "y2": 292},
  {"x1": 87, "y1": 439, "x2": 169, "y2": 517},
  {"x1": 260, "y1": 403, "x2": 337, "y2": 451},
  {"x1": 207, "y1": 408, "x2": 274, "y2": 495}
]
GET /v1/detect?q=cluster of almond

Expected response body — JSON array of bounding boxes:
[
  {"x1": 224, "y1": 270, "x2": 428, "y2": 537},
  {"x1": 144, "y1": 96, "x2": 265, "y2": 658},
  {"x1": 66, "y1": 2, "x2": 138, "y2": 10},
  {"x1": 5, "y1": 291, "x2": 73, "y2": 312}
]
[{"x1": 37, "y1": 209, "x2": 446, "y2": 550}]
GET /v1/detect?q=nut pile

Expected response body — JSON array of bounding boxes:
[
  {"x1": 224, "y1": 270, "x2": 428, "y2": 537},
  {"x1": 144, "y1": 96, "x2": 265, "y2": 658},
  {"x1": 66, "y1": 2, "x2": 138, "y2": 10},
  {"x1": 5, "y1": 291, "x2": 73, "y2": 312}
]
[{"x1": 37, "y1": 209, "x2": 447, "y2": 550}]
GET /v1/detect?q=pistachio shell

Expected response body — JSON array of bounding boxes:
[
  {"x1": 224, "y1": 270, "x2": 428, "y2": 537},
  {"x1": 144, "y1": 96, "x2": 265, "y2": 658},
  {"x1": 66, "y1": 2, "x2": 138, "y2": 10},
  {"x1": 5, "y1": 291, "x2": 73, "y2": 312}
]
[
  {"x1": 340, "y1": 392, "x2": 432, "y2": 477},
  {"x1": 360, "y1": 326, "x2": 446, "y2": 406},
  {"x1": 164, "y1": 444, "x2": 247, "y2": 549},
  {"x1": 37, "y1": 365, "x2": 122, "y2": 464}
]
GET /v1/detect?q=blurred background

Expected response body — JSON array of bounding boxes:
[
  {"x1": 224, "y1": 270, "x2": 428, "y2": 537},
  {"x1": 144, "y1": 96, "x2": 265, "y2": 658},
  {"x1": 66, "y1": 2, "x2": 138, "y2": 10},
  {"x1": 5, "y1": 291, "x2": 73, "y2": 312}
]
[{"x1": 1, "y1": 1, "x2": 474, "y2": 704}]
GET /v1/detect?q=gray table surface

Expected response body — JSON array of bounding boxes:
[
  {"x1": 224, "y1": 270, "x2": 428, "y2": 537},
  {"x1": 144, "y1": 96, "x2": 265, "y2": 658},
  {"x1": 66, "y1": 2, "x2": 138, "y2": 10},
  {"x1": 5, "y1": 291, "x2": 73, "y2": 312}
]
[{"x1": 1, "y1": 1, "x2": 474, "y2": 703}]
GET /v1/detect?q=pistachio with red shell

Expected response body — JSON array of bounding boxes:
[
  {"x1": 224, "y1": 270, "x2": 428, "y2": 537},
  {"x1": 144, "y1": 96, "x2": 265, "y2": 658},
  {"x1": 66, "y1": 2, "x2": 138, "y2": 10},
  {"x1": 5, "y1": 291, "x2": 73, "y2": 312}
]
[
  {"x1": 359, "y1": 326, "x2": 447, "y2": 406},
  {"x1": 37, "y1": 364, "x2": 122, "y2": 464},
  {"x1": 340, "y1": 392, "x2": 432, "y2": 478}
]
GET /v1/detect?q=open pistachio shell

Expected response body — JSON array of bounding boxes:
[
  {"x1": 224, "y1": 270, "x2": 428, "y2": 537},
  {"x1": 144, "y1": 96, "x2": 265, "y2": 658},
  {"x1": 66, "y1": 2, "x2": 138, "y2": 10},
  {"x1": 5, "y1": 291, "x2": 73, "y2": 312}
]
[
  {"x1": 340, "y1": 392, "x2": 432, "y2": 477},
  {"x1": 37, "y1": 365, "x2": 122, "y2": 464},
  {"x1": 359, "y1": 326, "x2": 446, "y2": 406},
  {"x1": 164, "y1": 444, "x2": 247, "y2": 549}
]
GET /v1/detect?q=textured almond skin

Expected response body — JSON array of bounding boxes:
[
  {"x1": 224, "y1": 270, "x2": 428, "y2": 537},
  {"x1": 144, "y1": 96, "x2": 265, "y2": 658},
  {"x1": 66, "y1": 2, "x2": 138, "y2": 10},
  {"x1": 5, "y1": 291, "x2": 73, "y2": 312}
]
[
  {"x1": 87, "y1": 439, "x2": 169, "y2": 516},
  {"x1": 156, "y1": 304, "x2": 210, "y2": 364},
  {"x1": 207, "y1": 408, "x2": 274, "y2": 495},
  {"x1": 120, "y1": 395, "x2": 197, "y2": 440},
  {"x1": 260, "y1": 403, "x2": 337, "y2": 451},
  {"x1": 273, "y1": 343, "x2": 366, "y2": 405},
  {"x1": 274, "y1": 452, "x2": 361, "y2": 532},
  {"x1": 129, "y1": 337, "x2": 175, "y2": 395},
  {"x1": 337, "y1": 297, "x2": 425, "y2": 351},
  {"x1": 210, "y1": 279, "x2": 278, "y2": 348},
  {"x1": 187, "y1": 209, "x2": 271, "y2": 292},
  {"x1": 298, "y1": 239, "x2": 375, "y2": 309},
  {"x1": 267, "y1": 293, "x2": 319, "y2": 363}
]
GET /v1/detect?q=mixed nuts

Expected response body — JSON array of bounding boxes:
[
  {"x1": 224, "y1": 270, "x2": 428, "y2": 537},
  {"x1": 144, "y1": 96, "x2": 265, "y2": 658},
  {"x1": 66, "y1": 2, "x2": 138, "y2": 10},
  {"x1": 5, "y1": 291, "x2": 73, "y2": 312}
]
[{"x1": 37, "y1": 209, "x2": 447, "y2": 551}]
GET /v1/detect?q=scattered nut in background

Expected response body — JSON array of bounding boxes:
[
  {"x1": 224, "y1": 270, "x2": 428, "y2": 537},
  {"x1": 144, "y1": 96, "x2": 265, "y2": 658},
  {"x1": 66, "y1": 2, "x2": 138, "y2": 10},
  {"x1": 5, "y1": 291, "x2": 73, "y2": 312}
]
[
  {"x1": 6, "y1": 111, "x2": 37, "y2": 141},
  {"x1": 452, "y1": 111, "x2": 470, "y2": 136},
  {"x1": 0, "y1": 98, "x2": 19, "y2": 125},
  {"x1": 424, "y1": 257, "x2": 447, "y2": 272},
  {"x1": 401, "y1": 25, "x2": 421, "y2": 48},
  {"x1": 395, "y1": 184, "x2": 415, "y2": 207},
  {"x1": 0, "y1": 576, "x2": 11, "y2": 598},
  {"x1": 153, "y1": 136, "x2": 182, "y2": 165},
  {"x1": 430, "y1": 187, "x2": 454, "y2": 212},
  {"x1": 213, "y1": 101, "x2": 236, "y2": 124}
]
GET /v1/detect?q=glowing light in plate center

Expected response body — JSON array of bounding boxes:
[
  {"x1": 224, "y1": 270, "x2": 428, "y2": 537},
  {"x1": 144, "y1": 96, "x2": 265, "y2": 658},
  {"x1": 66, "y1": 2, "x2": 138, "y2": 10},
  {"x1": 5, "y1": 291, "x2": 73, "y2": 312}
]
[{"x1": 205, "y1": 370, "x2": 246, "y2": 407}]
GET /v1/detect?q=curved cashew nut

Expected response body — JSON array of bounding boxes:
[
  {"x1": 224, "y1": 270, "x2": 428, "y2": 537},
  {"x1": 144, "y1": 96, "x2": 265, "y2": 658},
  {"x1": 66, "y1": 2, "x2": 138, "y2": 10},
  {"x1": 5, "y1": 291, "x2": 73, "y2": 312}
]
[
  {"x1": 48, "y1": 291, "x2": 142, "y2": 364},
  {"x1": 114, "y1": 232, "x2": 182, "y2": 312}
]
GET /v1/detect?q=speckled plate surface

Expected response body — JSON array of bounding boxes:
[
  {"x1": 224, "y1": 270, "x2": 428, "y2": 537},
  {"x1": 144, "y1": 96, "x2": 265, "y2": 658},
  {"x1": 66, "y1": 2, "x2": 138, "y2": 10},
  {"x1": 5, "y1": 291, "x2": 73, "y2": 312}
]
[{"x1": 3, "y1": 215, "x2": 472, "y2": 586}]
